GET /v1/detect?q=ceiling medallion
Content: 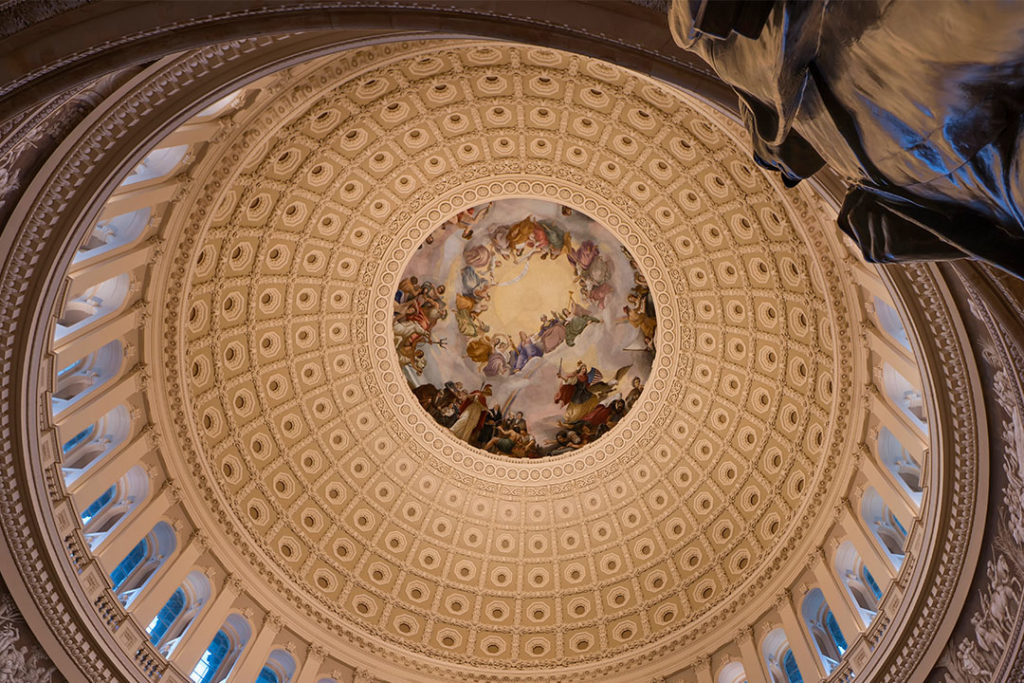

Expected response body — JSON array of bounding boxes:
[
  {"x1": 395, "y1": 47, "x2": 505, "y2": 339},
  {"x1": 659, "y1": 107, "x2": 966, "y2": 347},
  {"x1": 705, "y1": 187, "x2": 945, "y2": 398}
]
[{"x1": 395, "y1": 198, "x2": 656, "y2": 457}]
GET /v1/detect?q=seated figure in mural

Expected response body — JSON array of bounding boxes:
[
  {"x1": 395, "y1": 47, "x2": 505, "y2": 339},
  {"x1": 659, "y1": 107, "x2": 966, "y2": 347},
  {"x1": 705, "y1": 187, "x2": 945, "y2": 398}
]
[{"x1": 562, "y1": 307, "x2": 601, "y2": 347}]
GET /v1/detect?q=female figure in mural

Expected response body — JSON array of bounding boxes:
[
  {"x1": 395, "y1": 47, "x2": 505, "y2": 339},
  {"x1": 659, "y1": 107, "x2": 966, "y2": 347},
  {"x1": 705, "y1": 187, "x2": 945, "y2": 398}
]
[{"x1": 450, "y1": 384, "x2": 492, "y2": 444}]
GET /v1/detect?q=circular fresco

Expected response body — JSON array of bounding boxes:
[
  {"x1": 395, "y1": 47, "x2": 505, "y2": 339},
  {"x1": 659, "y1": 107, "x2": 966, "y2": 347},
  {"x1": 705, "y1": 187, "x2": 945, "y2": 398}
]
[{"x1": 394, "y1": 198, "x2": 656, "y2": 457}]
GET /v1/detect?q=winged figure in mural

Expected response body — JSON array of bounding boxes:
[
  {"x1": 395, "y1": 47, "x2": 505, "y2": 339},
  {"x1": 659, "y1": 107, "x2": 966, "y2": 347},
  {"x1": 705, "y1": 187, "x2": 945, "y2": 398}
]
[{"x1": 555, "y1": 360, "x2": 632, "y2": 423}]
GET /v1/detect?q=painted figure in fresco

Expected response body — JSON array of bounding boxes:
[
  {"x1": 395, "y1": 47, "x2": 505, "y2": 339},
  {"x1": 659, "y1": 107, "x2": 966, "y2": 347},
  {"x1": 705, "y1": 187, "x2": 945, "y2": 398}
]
[
  {"x1": 454, "y1": 294, "x2": 489, "y2": 337},
  {"x1": 562, "y1": 307, "x2": 601, "y2": 347},
  {"x1": 536, "y1": 312, "x2": 567, "y2": 352},
  {"x1": 511, "y1": 330, "x2": 544, "y2": 373},
  {"x1": 397, "y1": 199, "x2": 656, "y2": 457},
  {"x1": 450, "y1": 384, "x2": 493, "y2": 443},
  {"x1": 625, "y1": 376, "x2": 644, "y2": 411},
  {"x1": 555, "y1": 361, "x2": 631, "y2": 424},
  {"x1": 568, "y1": 240, "x2": 614, "y2": 308},
  {"x1": 482, "y1": 335, "x2": 513, "y2": 376}
]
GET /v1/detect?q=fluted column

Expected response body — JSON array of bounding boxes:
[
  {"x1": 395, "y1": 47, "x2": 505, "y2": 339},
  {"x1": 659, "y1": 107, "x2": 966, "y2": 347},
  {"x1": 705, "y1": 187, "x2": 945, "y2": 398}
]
[
  {"x1": 66, "y1": 241, "x2": 154, "y2": 296},
  {"x1": 293, "y1": 644, "x2": 327, "y2": 683},
  {"x1": 775, "y1": 590, "x2": 825, "y2": 681},
  {"x1": 94, "y1": 479, "x2": 175, "y2": 571},
  {"x1": 810, "y1": 548, "x2": 864, "y2": 637},
  {"x1": 68, "y1": 427, "x2": 153, "y2": 509},
  {"x1": 858, "y1": 443, "x2": 917, "y2": 522},
  {"x1": 867, "y1": 387, "x2": 927, "y2": 449},
  {"x1": 849, "y1": 264, "x2": 892, "y2": 304},
  {"x1": 54, "y1": 304, "x2": 143, "y2": 364},
  {"x1": 865, "y1": 323, "x2": 920, "y2": 387},
  {"x1": 693, "y1": 655, "x2": 713, "y2": 683},
  {"x1": 227, "y1": 613, "x2": 282, "y2": 682},
  {"x1": 158, "y1": 119, "x2": 219, "y2": 147},
  {"x1": 130, "y1": 530, "x2": 206, "y2": 627},
  {"x1": 736, "y1": 627, "x2": 768, "y2": 683},
  {"x1": 838, "y1": 503, "x2": 896, "y2": 581},
  {"x1": 171, "y1": 574, "x2": 242, "y2": 673},
  {"x1": 54, "y1": 369, "x2": 143, "y2": 439},
  {"x1": 99, "y1": 179, "x2": 177, "y2": 221}
]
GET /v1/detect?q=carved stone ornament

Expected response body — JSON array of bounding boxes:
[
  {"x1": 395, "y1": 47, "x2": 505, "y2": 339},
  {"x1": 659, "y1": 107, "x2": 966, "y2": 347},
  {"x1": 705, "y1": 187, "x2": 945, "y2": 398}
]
[{"x1": 0, "y1": 29, "x2": 987, "y2": 683}]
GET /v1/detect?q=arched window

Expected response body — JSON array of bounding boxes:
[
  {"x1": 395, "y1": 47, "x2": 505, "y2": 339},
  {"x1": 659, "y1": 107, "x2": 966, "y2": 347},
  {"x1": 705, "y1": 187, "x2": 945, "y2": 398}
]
[
  {"x1": 882, "y1": 363, "x2": 928, "y2": 431},
  {"x1": 861, "y1": 487, "x2": 908, "y2": 568},
  {"x1": 121, "y1": 144, "x2": 188, "y2": 186},
  {"x1": 190, "y1": 614, "x2": 251, "y2": 683},
  {"x1": 717, "y1": 660, "x2": 747, "y2": 683},
  {"x1": 55, "y1": 274, "x2": 131, "y2": 339},
  {"x1": 149, "y1": 571, "x2": 211, "y2": 656},
  {"x1": 801, "y1": 588, "x2": 848, "y2": 673},
  {"x1": 82, "y1": 465, "x2": 149, "y2": 548},
  {"x1": 872, "y1": 296, "x2": 911, "y2": 351},
  {"x1": 878, "y1": 426, "x2": 923, "y2": 504},
  {"x1": 80, "y1": 485, "x2": 114, "y2": 524},
  {"x1": 110, "y1": 538, "x2": 147, "y2": 592},
  {"x1": 762, "y1": 628, "x2": 803, "y2": 683},
  {"x1": 74, "y1": 207, "x2": 151, "y2": 264},
  {"x1": 110, "y1": 521, "x2": 176, "y2": 605},
  {"x1": 782, "y1": 650, "x2": 802, "y2": 683},
  {"x1": 63, "y1": 425, "x2": 95, "y2": 454},
  {"x1": 147, "y1": 587, "x2": 185, "y2": 645},
  {"x1": 257, "y1": 667, "x2": 280, "y2": 683},
  {"x1": 835, "y1": 541, "x2": 882, "y2": 624},
  {"x1": 191, "y1": 630, "x2": 229, "y2": 683},
  {"x1": 51, "y1": 340, "x2": 124, "y2": 413},
  {"x1": 259, "y1": 649, "x2": 296, "y2": 683},
  {"x1": 62, "y1": 404, "x2": 132, "y2": 485}
]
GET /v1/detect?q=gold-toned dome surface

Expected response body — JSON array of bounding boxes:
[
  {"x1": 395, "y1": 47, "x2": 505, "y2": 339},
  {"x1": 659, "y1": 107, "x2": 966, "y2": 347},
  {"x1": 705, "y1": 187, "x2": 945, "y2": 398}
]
[{"x1": 163, "y1": 41, "x2": 855, "y2": 677}]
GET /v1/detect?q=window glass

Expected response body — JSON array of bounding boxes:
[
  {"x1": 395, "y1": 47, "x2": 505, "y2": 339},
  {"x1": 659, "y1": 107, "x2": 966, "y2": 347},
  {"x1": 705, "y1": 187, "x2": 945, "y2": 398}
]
[
  {"x1": 825, "y1": 610, "x2": 847, "y2": 653},
  {"x1": 783, "y1": 649, "x2": 803, "y2": 683},
  {"x1": 191, "y1": 630, "x2": 229, "y2": 683},
  {"x1": 110, "y1": 538, "x2": 147, "y2": 590},
  {"x1": 63, "y1": 425, "x2": 95, "y2": 453},
  {"x1": 256, "y1": 666, "x2": 280, "y2": 683},
  {"x1": 864, "y1": 567, "x2": 883, "y2": 600},
  {"x1": 148, "y1": 587, "x2": 185, "y2": 644},
  {"x1": 80, "y1": 486, "x2": 115, "y2": 524}
]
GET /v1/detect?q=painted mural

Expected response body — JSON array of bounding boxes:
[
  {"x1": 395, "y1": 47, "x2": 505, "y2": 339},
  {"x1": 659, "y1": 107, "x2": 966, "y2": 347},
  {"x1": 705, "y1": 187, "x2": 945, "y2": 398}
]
[{"x1": 394, "y1": 198, "x2": 656, "y2": 457}]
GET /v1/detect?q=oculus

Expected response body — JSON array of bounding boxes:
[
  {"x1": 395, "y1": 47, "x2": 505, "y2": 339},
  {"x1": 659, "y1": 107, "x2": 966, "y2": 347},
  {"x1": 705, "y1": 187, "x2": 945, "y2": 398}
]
[{"x1": 394, "y1": 198, "x2": 656, "y2": 457}]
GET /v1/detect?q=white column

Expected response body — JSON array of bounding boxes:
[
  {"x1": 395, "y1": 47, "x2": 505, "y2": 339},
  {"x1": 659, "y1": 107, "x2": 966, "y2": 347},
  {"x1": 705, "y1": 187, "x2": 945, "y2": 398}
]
[
  {"x1": 839, "y1": 504, "x2": 896, "y2": 581},
  {"x1": 100, "y1": 179, "x2": 177, "y2": 221},
  {"x1": 694, "y1": 656, "x2": 713, "y2": 683},
  {"x1": 294, "y1": 645, "x2": 327, "y2": 683},
  {"x1": 171, "y1": 575, "x2": 242, "y2": 674},
  {"x1": 94, "y1": 480, "x2": 175, "y2": 570},
  {"x1": 869, "y1": 391, "x2": 927, "y2": 459},
  {"x1": 849, "y1": 265, "x2": 892, "y2": 304},
  {"x1": 227, "y1": 614, "x2": 282, "y2": 682},
  {"x1": 66, "y1": 242, "x2": 154, "y2": 296},
  {"x1": 776, "y1": 590, "x2": 826, "y2": 681},
  {"x1": 54, "y1": 305, "x2": 143, "y2": 366},
  {"x1": 158, "y1": 120, "x2": 220, "y2": 148},
  {"x1": 130, "y1": 531, "x2": 206, "y2": 628},
  {"x1": 54, "y1": 370, "x2": 142, "y2": 440},
  {"x1": 68, "y1": 428, "x2": 152, "y2": 509},
  {"x1": 865, "y1": 324, "x2": 920, "y2": 388},
  {"x1": 737, "y1": 628, "x2": 769, "y2": 683},
  {"x1": 810, "y1": 548, "x2": 863, "y2": 641},
  {"x1": 859, "y1": 444, "x2": 917, "y2": 521}
]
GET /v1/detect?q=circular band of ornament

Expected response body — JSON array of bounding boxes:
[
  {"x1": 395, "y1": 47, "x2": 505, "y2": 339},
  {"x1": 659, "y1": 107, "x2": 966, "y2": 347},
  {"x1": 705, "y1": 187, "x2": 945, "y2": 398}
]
[
  {"x1": 368, "y1": 180, "x2": 683, "y2": 482},
  {"x1": 166, "y1": 40, "x2": 855, "y2": 671}
]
